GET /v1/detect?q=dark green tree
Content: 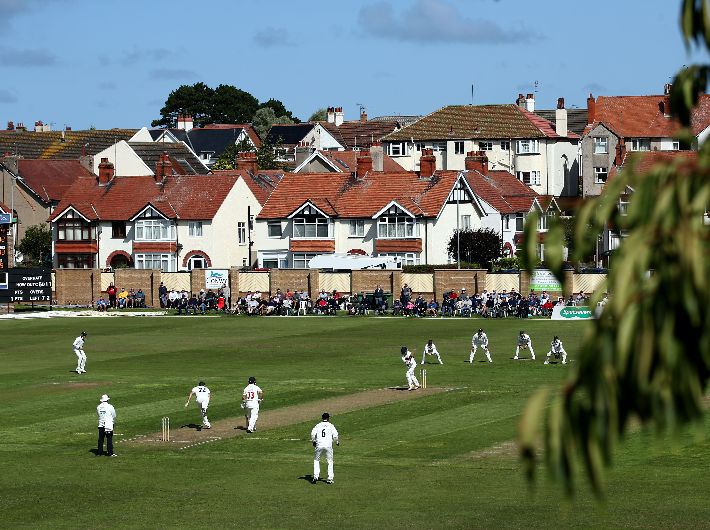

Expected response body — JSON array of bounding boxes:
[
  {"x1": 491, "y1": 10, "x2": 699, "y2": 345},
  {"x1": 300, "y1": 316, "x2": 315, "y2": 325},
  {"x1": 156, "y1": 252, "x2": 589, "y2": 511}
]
[
  {"x1": 519, "y1": 0, "x2": 710, "y2": 495},
  {"x1": 252, "y1": 107, "x2": 294, "y2": 140},
  {"x1": 151, "y1": 82, "x2": 215, "y2": 128},
  {"x1": 212, "y1": 138, "x2": 255, "y2": 170},
  {"x1": 259, "y1": 98, "x2": 299, "y2": 123},
  {"x1": 446, "y1": 228, "x2": 501, "y2": 267},
  {"x1": 16, "y1": 224, "x2": 51, "y2": 267},
  {"x1": 256, "y1": 138, "x2": 287, "y2": 170},
  {"x1": 211, "y1": 84, "x2": 260, "y2": 124}
]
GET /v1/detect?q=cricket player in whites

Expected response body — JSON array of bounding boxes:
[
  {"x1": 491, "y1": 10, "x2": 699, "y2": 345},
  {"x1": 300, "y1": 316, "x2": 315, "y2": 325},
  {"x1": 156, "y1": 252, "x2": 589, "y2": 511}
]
[
  {"x1": 401, "y1": 347, "x2": 420, "y2": 390},
  {"x1": 311, "y1": 412, "x2": 339, "y2": 484},
  {"x1": 242, "y1": 376, "x2": 263, "y2": 433},
  {"x1": 514, "y1": 330, "x2": 535, "y2": 360},
  {"x1": 185, "y1": 381, "x2": 211, "y2": 429},
  {"x1": 544, "y1": 336, "x2": 568, "y2": 364},
  {"x1": 73, "y1": 331, "x2": 87, "y2": 374},
  {"x1": 421, "y1": 339, "x2": 443, "y2": 365},
  {"x1": 470, "y1": 328, "x2": 492, "y2": 363}
]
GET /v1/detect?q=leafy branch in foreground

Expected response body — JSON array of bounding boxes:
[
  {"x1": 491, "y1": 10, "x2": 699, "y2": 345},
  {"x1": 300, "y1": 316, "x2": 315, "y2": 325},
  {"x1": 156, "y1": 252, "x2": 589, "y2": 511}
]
[{"x1": 518, "y1": 0, "x2": 710, "y2": 495}]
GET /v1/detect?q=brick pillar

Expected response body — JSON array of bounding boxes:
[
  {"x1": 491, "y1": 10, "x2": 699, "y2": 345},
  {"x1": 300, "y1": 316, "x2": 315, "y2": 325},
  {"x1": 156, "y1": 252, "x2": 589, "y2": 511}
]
[
  {"x1": 230, "y1": 267, "x2": 240, "y2": 297},
  {"x1": 519, "y1": 270, "x2": 531, "y2": 295},
  {"x1": 190, "y1": 269, "x2": 202, "y2": 295},
  {"x1": 563, "y1": 269, "x2": 574, "y2": 298},
  {"x1": 308, "y1": 271, "x2": 320, "y2": 297}
]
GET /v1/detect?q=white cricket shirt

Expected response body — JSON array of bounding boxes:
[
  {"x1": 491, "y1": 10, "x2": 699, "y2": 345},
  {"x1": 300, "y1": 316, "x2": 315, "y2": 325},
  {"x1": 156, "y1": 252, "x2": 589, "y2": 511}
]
[
  {"x1": 192, "y1": 385, "x2": 210, "y2": 406},
  {"x1": 97, "y1": 402, "x2": 116, "y2": 430},
  {"x1": 311, "y1": 421, "x2": 339, "y2": 448},
  {"x1": 243, "y1": 384, "x2": 262, "y2": 407},
  {"x1": 73, "y1": 336, "x2": 85, "y2": 350}
]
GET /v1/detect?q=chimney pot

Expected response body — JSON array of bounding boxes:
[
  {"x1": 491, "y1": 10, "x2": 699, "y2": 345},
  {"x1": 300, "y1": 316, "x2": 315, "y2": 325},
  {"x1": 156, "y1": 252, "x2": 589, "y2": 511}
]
[
  {"x1": 465, "y1": 151, "x2": 488, "y2": 175},
  {"x1": 557, "y1": 97, "x2": 565, "y2": 109},
  {"x1": 419, "y1": 149, "x2": 436, "y2": 178},
  {"x1": 97, "y1": 157, "x2": 115, "y2": 185},
  {"x1": 154, "y1": 152, "x2": 173, "y2": 181},
  {"x1": 587, "y1": 94, "x2": 596, "y2": 125},
  {"x1": 235, "y1": 151, "x2": 258, "y2": 174},
  {"x1": 356, "y1": 150, "x2": 373, "y2": 178}
]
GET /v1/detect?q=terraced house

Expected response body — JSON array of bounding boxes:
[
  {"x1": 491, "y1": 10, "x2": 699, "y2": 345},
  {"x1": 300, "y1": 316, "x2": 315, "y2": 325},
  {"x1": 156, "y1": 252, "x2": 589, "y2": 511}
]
[
  {"x1": 48, "y1": 153, "x2": 280, "y2": 270},
  {"x1": 255, "y1": 148, "x2": 554, "y2": 268},
  {"x1": 381, "y1": 94, "x2": 579, "y2": 197}
]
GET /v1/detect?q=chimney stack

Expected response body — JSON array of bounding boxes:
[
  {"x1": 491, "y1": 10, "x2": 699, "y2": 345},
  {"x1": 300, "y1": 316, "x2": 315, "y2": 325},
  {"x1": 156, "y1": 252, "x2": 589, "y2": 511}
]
[
  {"x1": 664, "y1": 83, "x2": 672, "y2": 95},
  {"x1": 356, "y1": 150, "x2": 373, "y2": 178},
  {"x1": 155, "y1": 152, "x2": 173, "y2": 181},
  {"x1": 177, "y1": 114, "x2": 193, "y2": 132},
  {"x1": 97, "y1": 157, "x2": 115, "y2": 185},
  {"x1": 464, "y1": 151, "x2": 488, "y2": 176},
  {"x1": 335, "y1": 107, "x2": 344, "y2": 126},
  {"x1": 419, "y1": 148, "x2": 436, "y2": 178},
  {"x1": 326, "y1": 107, "x2": 335, "y2": 124},
  {"x1": 587, "y1": 94, "x2": 596, "y2": 124},
  {"x1": 360, "y1": 108, "x2": 368, "y2": 123},
  {"x1": 235, "y1": 151, "x2": 258, "y2": 174},
  {"x1": 369, "y1": 141, "x2": 384, "y2": 172},
  {"x1": 614, "y1": 138, "x2": 627, "y2": 166},
  {"x1": 516, "y1": 93, "x2": 526, "y2": 108},
  {"x1": 555, "y1": 97, "x2": 568, "y2": 137},
  {"x1": 6, "y1": 121, "x2": 14, "y2": 131},
  {"x1": 525, "y1": 93, "x2": 535, "y2": 112}
]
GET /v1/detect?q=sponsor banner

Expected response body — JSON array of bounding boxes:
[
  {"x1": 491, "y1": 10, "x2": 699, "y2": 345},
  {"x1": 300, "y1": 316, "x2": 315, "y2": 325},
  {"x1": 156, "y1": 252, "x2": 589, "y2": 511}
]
[
  {"x1": 0, "y1": 268, "x2": 52, "y2": 303},
  {"x1": 205, "y1": 269, "x2": 228, "y2": 290},
  {"x1": 0, "y1": 213, "x2": 11, "y2": 224},
  {"x1": 551, "y1": 305, "x2": 594, "y2": 320},
  {"x1": 0, "y1": 224, "x2": 7, "y2": 270},
  {"x1": 530, "y1": 269, "x2": 562, "y2": 292}
]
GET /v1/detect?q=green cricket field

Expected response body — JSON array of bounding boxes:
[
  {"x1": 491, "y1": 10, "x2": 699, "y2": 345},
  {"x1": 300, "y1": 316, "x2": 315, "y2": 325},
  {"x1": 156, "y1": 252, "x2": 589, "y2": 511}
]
[{"x1": 1, "y1": 314, "x2": 708, "y2": 529}]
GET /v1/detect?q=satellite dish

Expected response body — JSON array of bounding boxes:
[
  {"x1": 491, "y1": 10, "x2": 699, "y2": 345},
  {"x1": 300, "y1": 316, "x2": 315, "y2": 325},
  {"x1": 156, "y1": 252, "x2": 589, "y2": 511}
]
[{"x1": 14, "y1": 251, "x2": 23, "y2": 264}]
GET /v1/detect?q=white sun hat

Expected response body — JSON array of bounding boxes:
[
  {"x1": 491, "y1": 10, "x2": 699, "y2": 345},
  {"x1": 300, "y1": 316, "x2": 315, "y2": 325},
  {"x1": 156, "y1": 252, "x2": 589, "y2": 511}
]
[{"x1": 100, "y1": 394, "x2": 110, "y2": 402}]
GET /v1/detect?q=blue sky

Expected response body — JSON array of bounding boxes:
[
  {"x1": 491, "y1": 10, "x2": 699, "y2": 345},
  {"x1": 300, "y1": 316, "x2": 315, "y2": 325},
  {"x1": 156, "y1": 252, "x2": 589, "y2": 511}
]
[{"x1": 0, "y1": 0, "x2": 706, "y2": 130}]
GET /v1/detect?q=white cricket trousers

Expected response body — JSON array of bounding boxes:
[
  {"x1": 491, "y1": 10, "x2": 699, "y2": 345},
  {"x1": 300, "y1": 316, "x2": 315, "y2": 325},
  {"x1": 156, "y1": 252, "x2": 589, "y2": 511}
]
[
  {"x1": 421, "y1": 350, "x2": 443, "y2": 365},
  {"x1": 198, "y1": 401, "x2": 210, "y2": 427},
  {"x1": 515, "y1": 345, "x2": 535, "y2": 359},
  {"x1": 470, "y1": 345, "x2": 491, "y2": 362},
  {"x1": 545, "y1": 350, "x2": 567, "y2": 364},
  {"x1": 74, "y1": 349, "x2": 86, "y2": 372},
  {"x1": 245, "y1": 405, "x2": 259, "y2": 431},
  {"x1": 313, "y1": 446, "x2": 334, "y2": 481},
  {"x1": 405, "y1": 366, "x2": 419, "y2": 389}
]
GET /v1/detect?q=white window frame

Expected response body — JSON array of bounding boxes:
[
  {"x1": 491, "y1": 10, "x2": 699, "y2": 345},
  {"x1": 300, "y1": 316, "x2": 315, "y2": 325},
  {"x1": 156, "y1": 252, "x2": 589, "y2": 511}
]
[
  {"x1": 454, "y1": 141, "x2": 465, "y2": 155},
  {"x1": 188, "y1": 255, "x2": 207, "y2": 270},
  {"x1": 188, "y1": 221, "x2": 203, "y2": 237},
  {"x1": 433, "y1": 142, "x2": 447, "y2": 152},
  {"x1": 517, "y1": 171, "x2": 541, "y2": 186},
  {"x1": 500, "y1": 141, "x2": 511, "y2": 151},
  {"x1": 378, "y1": 252, "x2": 420, "y2": 266},
  {"x1": 619, "y1": 198, "x2": 629, "y2": 215},
  {"x1": 672, "y1": 140, "x2": 680, "y2": 150},
  {"x1": 415, "y1": 143, "x2": 425, "y2": 152},
  {"x1": 135, "y1": 219, "x2": 174, "y2": 241},
  {"x1": 293, "y1": 217, "x2": 330, "y2": 239},
  {"x1": 238, "y1": 222, "x2": 247, "y2": 245},
  {"x1": 377, "y1": 216, "x2": 419, "y2": 239},
  {"x1": 349, "y1": 219, "x2": 365, "y2": 237},
  {"x1": 593, "y1": 137, "x2": 609, "y2": 154},
  {"x1": 630, "y1": 138, "x2": 651, "y2": 152},
  {"x1": 292, "y1": 252, "x2": 319, "y2": 269},
  {"x1": 515, "y1": 213, "x2": 525, "y2": 232},
  {"x1": 267, "y1": 221, "x2": 282, "y2": 238},
  {"x1": 479, "y1": 141, "x2": 493, "y2": 151},
  {"x1": 461, "y1": 215, "x2": 471, "y2": 230},
  {"x1": 387, "y1": 142, "x2": 406, "y2": 156},
  {"x1": 135, "y1": 253, "x2": 174, "y2": 272},
  {"x1": 594, "y1": 167, "x2": 608, "y2": 184},
  {"x1": 503, "y1": 214, "x2": 510, "y2": 230},
  {"x1": 516, "y1": 139, "x2": 539, "y2": 154}
]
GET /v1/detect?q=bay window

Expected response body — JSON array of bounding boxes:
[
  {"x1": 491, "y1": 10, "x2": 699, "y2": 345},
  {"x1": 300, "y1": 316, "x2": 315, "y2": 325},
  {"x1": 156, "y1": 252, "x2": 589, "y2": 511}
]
[
  {"x1": 57, "y1": 211, "x2": 91, "y2": 241},
  {"x1": 135, "y1": 219, "x2": 174, "y2": 241},
  {"x1": 377, "y1": 216, "x2": 418, "y2": 238},
  {"x1": 293, "y1": 217, "x2": 330, "y2": 238},
  {"x1": 135, "y1": 253, "x2": 174, "y2": 271},
  {"x1": 292, "y1": 252, "x2": 319, "y2": 269}
]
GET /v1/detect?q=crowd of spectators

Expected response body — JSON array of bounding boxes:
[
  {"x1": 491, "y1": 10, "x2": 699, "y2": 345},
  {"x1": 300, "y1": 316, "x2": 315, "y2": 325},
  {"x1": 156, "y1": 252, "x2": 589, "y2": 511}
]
[{"x1": 96, "y1": 284, "x2": 146, "y2": 311}]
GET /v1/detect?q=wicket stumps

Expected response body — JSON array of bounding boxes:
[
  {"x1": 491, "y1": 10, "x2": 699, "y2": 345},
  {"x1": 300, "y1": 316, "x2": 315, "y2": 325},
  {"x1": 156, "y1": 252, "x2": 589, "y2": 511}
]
[
  {"x1": 161, "y1": 416, "x2": 170, "y2": 442},
  {"x1": 420, "y1": 368, "x2": 427, "y2": 389}
]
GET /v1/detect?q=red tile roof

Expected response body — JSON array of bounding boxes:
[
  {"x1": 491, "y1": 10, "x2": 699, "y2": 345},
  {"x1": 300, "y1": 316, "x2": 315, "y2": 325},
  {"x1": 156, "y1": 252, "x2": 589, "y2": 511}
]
[
  {"x1": 49, "y1": 171, "x2": 253, "y2": 222},
  {"x1": 375, "y1": 239, "x2": 423, "y2": 253},
  {"x1": 320, "y1": 120, "x2": 400, "y2": 149},
  {"x1": 608, "y1": 150, "x2": 698, "y2": 180},
  {"x1": 584, "y1": 94, "x2": 710, "y2": 138},
  {"x1": 464, "y1": 170, "x2": 538, "y2": 214},
  {"x1": 0, "y1": 129, "x2": 137, "y2": 159},
  {"x1": 16, "y1": 159, "x2": 94, "y2": 203},
  {"x1": 289, "y1": 240, "x2": 336, "y2": 252},
  {"x1": 211, "y1": 169, "x2": 282, "y2": 205},
  {"x1": 307, "y1": 150, "x2": 404, "y2": 173},
  {"x1": 258, "y1": 170, "x2": 460, "y2": 219}
]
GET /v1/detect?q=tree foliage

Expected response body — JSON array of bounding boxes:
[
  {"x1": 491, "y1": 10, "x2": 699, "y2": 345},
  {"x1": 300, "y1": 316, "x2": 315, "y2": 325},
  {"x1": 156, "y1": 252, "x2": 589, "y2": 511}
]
[
  {"x1": 151, "y1": 83, "x2": 293, "y2": 129},
  {"x1": 16, "y1": 224, "x2": 51, "y2": 267},
  {"x1": 211, "y1": 137, "x2": 287, "y2": 171},
  {"x1": 212, "y1": 138, "x2": 255, "y2": 170},
  {"x1": 252, "y1": 107, "x2": 294, "y2": 140},
  {"x1": 308, "y1": 108, "x2": 328, "y2": 122},
  {"x1": 519, "y1": 0, "x2": 710, "y2": 495},
  {"x1": 446, "y1": 228, "x2": 501, "y2": 267}
]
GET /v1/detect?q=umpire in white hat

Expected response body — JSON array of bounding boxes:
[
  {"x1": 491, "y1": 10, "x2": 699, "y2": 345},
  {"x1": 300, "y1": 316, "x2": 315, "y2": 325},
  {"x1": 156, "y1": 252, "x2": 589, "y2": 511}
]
[{"x1": 96, "y1": 394, "x2": 117, "y2": 457}]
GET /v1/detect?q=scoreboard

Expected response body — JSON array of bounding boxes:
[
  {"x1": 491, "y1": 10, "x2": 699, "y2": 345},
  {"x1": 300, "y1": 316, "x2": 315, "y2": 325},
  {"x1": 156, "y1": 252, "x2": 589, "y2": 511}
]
[
  {"x1": 0, "y1": 268, "x2": 52, "y2": 303},
  {"x1": 0, "y1": 223, "x2": 8, "y2": 270}
]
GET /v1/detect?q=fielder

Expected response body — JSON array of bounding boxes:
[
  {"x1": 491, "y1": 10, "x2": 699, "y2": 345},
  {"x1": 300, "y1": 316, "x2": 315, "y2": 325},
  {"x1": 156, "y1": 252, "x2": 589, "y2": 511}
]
[
  {"x1": 470, "y1": 328, "x2": 492, "y2": 363},
  {"x1": 421, "y1": 339, "x2": 443, "y2": 365},
  {"x1": 185, "y1": 381, "x2": 211, "y2": 429},
  {"x1": 544, "y1": 336, "x2": 568, "y2": 365},
  {"x1": 401, "y1": 347, "x2": 420, "y2": 390},
  {"x1": 242, "y1": 376, "x2": 263, "y2": 433},
  {"x1": 73, "y1": 331, "x2": 87, "y2": 374},
  {"x1": 514, "y1": 330, "x2": 535, "y2": 360},
  {"x1": 311, "y1": 412, "x2": 339, "y2": 484},
  {"x1": 96, "y1": 394, "x2": 117, "y2": 457}
]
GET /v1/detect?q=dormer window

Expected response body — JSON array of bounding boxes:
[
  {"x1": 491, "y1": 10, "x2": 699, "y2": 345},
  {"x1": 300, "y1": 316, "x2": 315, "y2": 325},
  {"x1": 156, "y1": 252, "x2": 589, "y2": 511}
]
[
  {"x1": 291, "y1": 204, "x2": 331, "y2": 238},
  {"x1": 57, "y1": 210, "x2": 92, "y2": 241},
  {"x1": 133, "y1": 207, "x2": 174, "y2": 241},
  {"x1": 377, "y1": 205, "x2": 419, "y2": 238}
]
